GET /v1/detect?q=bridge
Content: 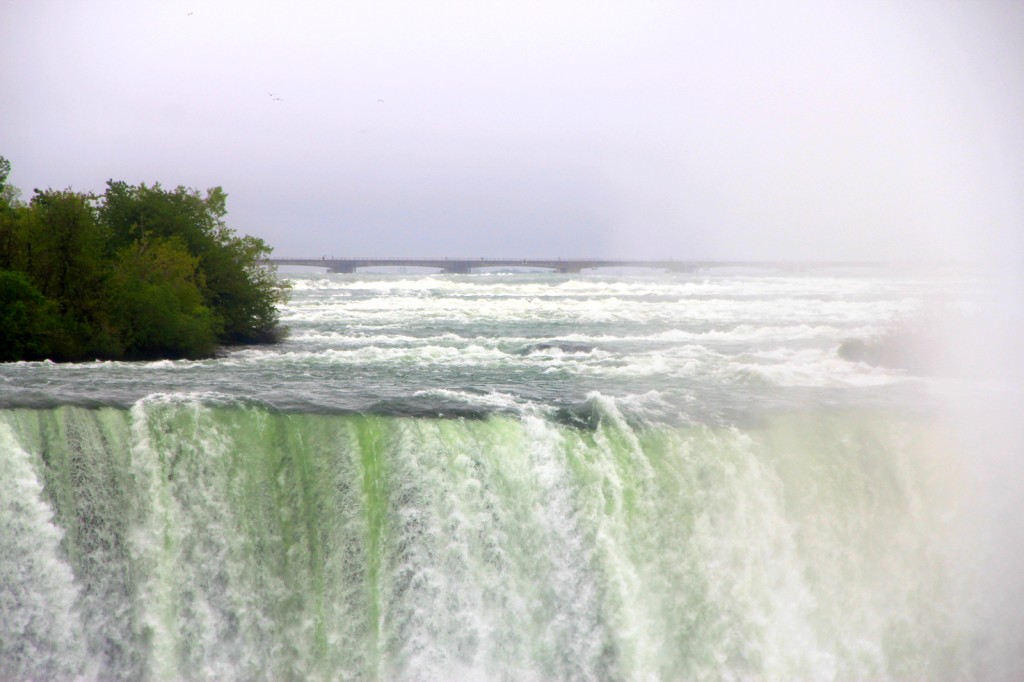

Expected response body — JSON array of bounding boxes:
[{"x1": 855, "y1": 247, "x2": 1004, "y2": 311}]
[
  {"x1": 266, "y1": 257, "x2": 891, "y2": 274},
  {"x1": 268, "y1": 257, "x2": 696, "y2": 274},
  {"x1": 270, "y1": 257, "x2": 715, "y2": 274}
]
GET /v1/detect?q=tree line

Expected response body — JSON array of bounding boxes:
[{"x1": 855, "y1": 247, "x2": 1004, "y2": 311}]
[{"x1": 0, "y1": 156, "x2": 288, "y2": 362}]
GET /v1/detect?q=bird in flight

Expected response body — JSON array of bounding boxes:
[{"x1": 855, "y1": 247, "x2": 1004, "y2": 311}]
[
  {"x1": 377, "y1": 98, "x2": 384, "y2": 103},
  {"x1": 268, "y1": 92, "x2": 284, "y2": 102}
]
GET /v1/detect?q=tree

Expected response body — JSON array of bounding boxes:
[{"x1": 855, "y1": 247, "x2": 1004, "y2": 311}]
[
  {"x1": 0, "y1": 194, "x2": 22, "y2": 270},
  {"x1": 110, "y1": 236, "x2": 217, "y2": 358},
  {"x1": 0, "y1": 156, "x2": 9, "y2": 194},
  {"x1": 98, "y1": 181, "x2": 287, "y2": 344},
  {"x1": 100, "y1": 181, "x2": 217, "y2": 252},
  {"x1": 0, "y1": 156, "x2": 21, "y2": 208},
  {"x1": 198, "y1": 231, "x2": 283, "y2": 343},
  {"x1": 23, "y1": 190, "x2": 104, "y2": 299},
  {"x1": 0, "y1": 157, "x2": 26, "y2": 269},
  {"x1": 0, "y1": 173, "x2": 287, "y2": 362},
  {"x1": 20, "y1": 190, "x2": 120, "y2": 358},
  {"x1": 0, "y1": 270, "x2": 59, "y2": 361},
  {"x1": 22, "y1": 190, "x2": 123, "y2": 356}
]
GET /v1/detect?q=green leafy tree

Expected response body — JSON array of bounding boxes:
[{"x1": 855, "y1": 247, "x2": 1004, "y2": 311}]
[
  {"x1": 199, "y1": 231, "x2": 283, "y2": 343},
  {"x1": 110, "y1": 236, "x2": 217, "y2": 358},
  {"x1": 0, "y1": 156, "x2": 23, "y2": 268},
  {"x1": 100, "y1": 181, "x2": 217, "y2": 252},
  {"x1": 21, "y1": 189, "x2": 119, "y2": 357},
  {"x1": 0, "y1": 156, "x2": 21, "y2": 208},
  {"x1": 0, "y1": 170, "x2": 287, "y2": 363},
  {"x1": 99, "y1": 182, "x2": 287, "y2": 343},
  {"x1": 0, "y1": 156, "x2": 10, "y2": 194},
  {"x1": 0, "y1": 196, "x2": 22, "y2": 270},
  {"x1": 23, "y1": 190, "x2": 103, "y2": 298},
  {"x1": 0, "y1": 270, "x2": 59, "y2": 361}
]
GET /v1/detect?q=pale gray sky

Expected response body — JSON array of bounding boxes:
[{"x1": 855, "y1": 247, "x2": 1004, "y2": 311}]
[{"x1": 2, "y1": 0, "x2": 1022, "y2": 262}]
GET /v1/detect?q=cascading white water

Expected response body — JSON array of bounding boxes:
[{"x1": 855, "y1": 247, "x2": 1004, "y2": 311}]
[{"x1": 0, "y1": 397, "x2": 982, "y2": 681}]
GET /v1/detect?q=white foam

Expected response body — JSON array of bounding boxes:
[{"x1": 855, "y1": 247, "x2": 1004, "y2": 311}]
[{"x1": 0, "y1": 420, "x2": 88, "y2": 680}]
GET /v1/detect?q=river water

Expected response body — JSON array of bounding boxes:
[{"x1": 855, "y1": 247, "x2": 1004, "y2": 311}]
[{"x1": 1, "y1": 267, "x2": 1020, "y2": 680}]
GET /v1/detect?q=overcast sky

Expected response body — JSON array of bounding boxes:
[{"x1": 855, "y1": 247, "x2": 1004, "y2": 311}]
[{"x1": 2, "y1": 0, "x2": 1022, "y2": 262}]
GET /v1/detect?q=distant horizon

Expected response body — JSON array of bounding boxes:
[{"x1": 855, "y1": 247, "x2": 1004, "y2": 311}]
[
  {"x1": 267, "y1": 255, "x2": 971, "y2": 269},
  {"x1": 3, "y1": 1, "x2": 1022, "y2": 267}
]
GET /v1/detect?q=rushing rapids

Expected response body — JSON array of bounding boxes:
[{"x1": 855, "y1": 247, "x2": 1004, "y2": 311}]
[{"x1": 1, "y1": 268, "x2": 1020, "y2": 680}]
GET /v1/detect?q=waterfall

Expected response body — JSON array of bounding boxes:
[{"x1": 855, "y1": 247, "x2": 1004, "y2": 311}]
[{"x1": 0, "y1": 397, "x2": 988, "y2": 680}]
